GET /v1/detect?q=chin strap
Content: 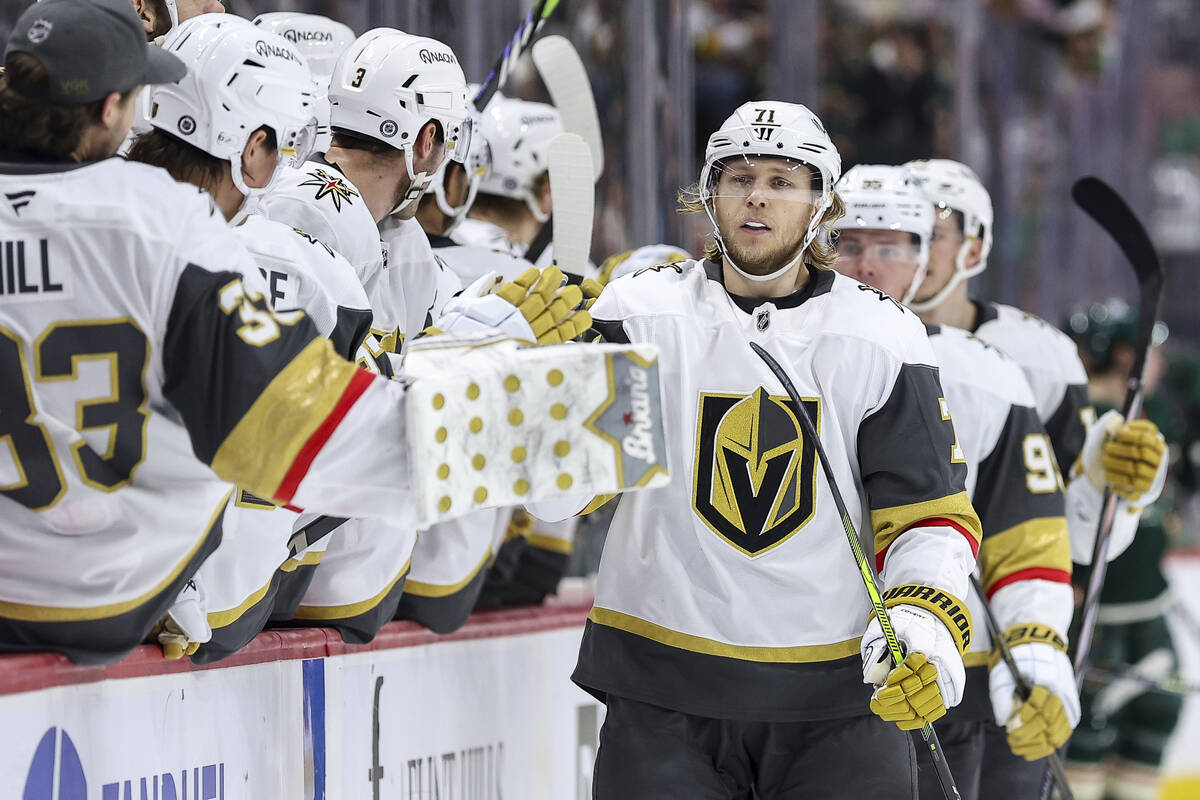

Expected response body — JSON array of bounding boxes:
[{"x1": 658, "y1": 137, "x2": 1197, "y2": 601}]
[
  {"x1": 701, "y1": 197, "x2": 808, "y2": 283},
  {"x1": 907, "y1": 237, "x2": 984, "y2": 312},
  {"x1": 392, "y1": 147, "x2": 431, "y2": 216}
]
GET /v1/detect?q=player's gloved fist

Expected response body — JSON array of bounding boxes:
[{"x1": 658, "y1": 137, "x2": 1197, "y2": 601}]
[
  {"x1": 1080, "y1": 410, "x2": 1167, "y2": 504},
  {"x1": 154, "y1": 577, "x2": 211, "y2": 660},
  {"x1": 988, "y1": 627, "x2": 1080, "y2": 761},
  {"x1": 580, "y1": 278, "x2": 604, "y2": 312},
  {"x1": 861, "y1": 603, "x2": 965, "y2": 731},
  {"x1": 437, "y1": 267, "x2": 591, "y2": 345}
]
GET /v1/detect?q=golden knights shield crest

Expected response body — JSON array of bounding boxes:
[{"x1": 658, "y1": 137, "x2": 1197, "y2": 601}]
[{"x1": 692, "y1": 388, "x2": 819, "y2": 556}]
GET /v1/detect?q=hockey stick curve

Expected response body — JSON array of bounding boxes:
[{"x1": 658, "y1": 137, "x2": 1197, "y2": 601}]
[{"x1": 750, "y1": 341, "x2": 963, "y2": 800}]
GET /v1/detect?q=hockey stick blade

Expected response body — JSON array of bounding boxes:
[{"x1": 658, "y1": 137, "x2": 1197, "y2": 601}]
[
  {"x1": 750, "y1": 341, "x2": 962, "y2": 800},
  {"x1": 533, "y1": 35, "x2": 604, "y2": 181},
  {"x1": 970, "y1": 577, "x2": 1074, "y2": 800},
  {"x1": 1071, "y1": 177, "x2": 1162, "y2": 288},
  {"x1": 548, "y1": 133, "x2": 594, "y2": 278}
]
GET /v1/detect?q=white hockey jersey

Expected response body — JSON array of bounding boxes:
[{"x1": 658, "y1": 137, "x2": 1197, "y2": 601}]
[
  {"x1": 428, "y1": 231, "x2": 532, "y2": 285},
  {"x1": 378, "y1": 215, "x2": 461, "y2": 339},
  {"x1": 927, "y1": 324, "x2": 1072, "y2": 720},
  {"x1": 453, "y1": 216, "x2": 523, "y2": 257},
  {"x1": 0, "y1": 155, "x2": 412, "y2": 633},
  {"x1": 577, "y1": 259, "x2": 982, "y2": 721}
]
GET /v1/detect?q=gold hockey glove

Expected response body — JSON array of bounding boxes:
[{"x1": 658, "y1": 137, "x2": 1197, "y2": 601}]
[
  {"x1": 496, "y1": 266, "x2": 591, "y2": 344},
  {"x1": 1101, "y1": 418, "x2": 1166, "y2": 501},
  {"x1": 869, "y1": 652, "x2": 947, "y2": 730}
]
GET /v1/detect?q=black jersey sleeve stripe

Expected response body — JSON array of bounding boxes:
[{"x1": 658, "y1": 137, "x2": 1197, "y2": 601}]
[
  {"x1": 590, "y1": 318, "x2": 630, "y2": 344},
  {"x1": 1045, "y1": 383, "x2": 1092, "y2": 473},
  {"x1": 329, "y1": 305, "x2": 373, "y2": 360}
]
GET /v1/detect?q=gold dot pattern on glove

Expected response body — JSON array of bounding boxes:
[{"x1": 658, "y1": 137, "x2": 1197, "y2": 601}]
[
  {"x1": 437, "y1": 464, "x2": 450, "y2": 480},
  {"x1": 472, "y1": 454, "x2": 486, "y2": 470},
  {"x1": 557, "y1": 473, "x2": 574, "y2": 489},
  {"x1": 474, "y1": 487, "x2": 488, "y2": 503},
  {"x1": 466, "y1": 383, "x2": 480, "y2": 400},
  {"x1": 514, "y1": 478, "x2": 530, "y2": 495},
  {"x1": 869, "y1": 652, "x2": 947, "y2": 731},
  {"x1": 439, "y1": 496, "x2": 452, "y2": 512},
  {"x1": 551, "y1": 403, "x2": 567, "y2": 420},
  {"x1": 469, "y1": 417, "x2": 483, "y2": 433},
  {"x1": 511, "y1": 446, "x2": 527, "y2": 463},
  {"x1": 433, "y1": 393, "x2": 445, "y2": 410},
  {"x1": 508, "y1": 409, "x2": 524, "y2": 426},
  {"x1": 554, "y1": 440, "x2": 571, "y2": 457},
  {"x1": 435, "y1": 427, "x2": 447, "y2": 443},
  {"x1": 547, "y1": 369, "x2": 563, "y2": 386},
  {"x1": 504, "y1": 375, "x2": 520, "y2": 392},
  {"x1": 1006, "y1": 686, "x2": 1072, "y2": 761}
]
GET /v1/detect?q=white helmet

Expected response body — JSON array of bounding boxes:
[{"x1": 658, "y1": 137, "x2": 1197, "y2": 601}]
[
  {"x1": 151, "y1": 14, "x2": 318, "y2": 205},
  {"x1": 903, "y1": 158, "x2": 994, "y2": 311},
  {"x1": 252, "y1": 13, "x2": 354, "y2": 155},
  {"x1": 699, "y1": 101, "x2": 842, "y2": 283},
  {"x1": 329, "y1": 29, "x2": 470, "y2": 213},
  {"x1": 252, "y1": 13, "x2": 355, "y2": 85},
  {"x1": 833, "y1": 164, "x2": 933, "y2": 305},
  {"x1": 476, "y1": 96, "x2": 563, "y2": 223}
]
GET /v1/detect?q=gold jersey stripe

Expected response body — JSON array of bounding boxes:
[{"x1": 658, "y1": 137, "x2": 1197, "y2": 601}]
[
  {"x1": 578, "y1": 493, "x2": 617, "y2": 516},
  {"x1": 278, "y1": 550, "x2": 323, "y2": 573},
  {"x1": 0, "y1": 489, "x2": 232, "y2": 622},
  {"x1": 404, "y1": 548, "x2": 493, "y2": 598},
  {"x1": 963, "y1": 651, "x2": 990, "y2": 667},
  {"x1": 207, "y1": 577, "x2": 273, "y2": 630},
  {"x1": 589, "y1": 606, "x2": 862, "y2": 663},
  {"x1": 210, "y1": 337, "x2": 362, "y2": 500},
  {"x1": 526, "y1": 532, "x2": 574, "y2": 555},
  {"x1": 872, "y1": 491, "x2": 981, "y2": 554},
  {"x1": 292, "y1": 556, "x2": 411, "y2": 621},
  {"x1": 980, "y1": 516, "x2": 1071, "y2": 592}
]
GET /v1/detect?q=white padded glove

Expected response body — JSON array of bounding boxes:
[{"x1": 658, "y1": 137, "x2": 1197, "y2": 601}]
[
  {"x1": 989, "y1": 639, "x2": 1080, "y2": 760},
  {"x1": 862, "y1": 604, "x2": 966, "y2": 728}
]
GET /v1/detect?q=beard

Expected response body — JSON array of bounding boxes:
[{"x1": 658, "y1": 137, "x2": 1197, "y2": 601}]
[{"x1": 722, "y1": 232, "x2": 807, "y2": 276}]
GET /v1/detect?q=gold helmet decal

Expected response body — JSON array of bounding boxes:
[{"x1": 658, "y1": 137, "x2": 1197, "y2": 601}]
[{"x1": 693, "y1": 388, "x2": 819, "y2": 556}]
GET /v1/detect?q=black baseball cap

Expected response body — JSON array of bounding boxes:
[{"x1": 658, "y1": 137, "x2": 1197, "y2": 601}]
[{"x1": 5, "y1": 0, "x2": 186, "y2": 104}]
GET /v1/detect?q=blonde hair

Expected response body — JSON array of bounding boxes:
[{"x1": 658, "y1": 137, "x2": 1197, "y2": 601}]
[{"x1": 677, "y1": 182, "x2": 845, "y2": 270}]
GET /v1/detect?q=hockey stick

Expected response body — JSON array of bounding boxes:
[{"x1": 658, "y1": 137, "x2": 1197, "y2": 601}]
[
  {"x1": 472, "y1": 0, "x2": 562, "y2": 112},
  {"x1": 527, "y1": 35, "x2": 602, "y2": 267},
  {"x1": 1038, "y1": 175, "x2": 1166, "y2": 800},
  {"x1": 533, "y1": 35, "x2": 604, "y2": 181},
  {"x1": 969, "y1": 576, "x2": 1074, "y2": 800},
  {"x1": 1084, "y1": 664, "x2": 1200, "y2": 696},
  {"x1": 750, "y1": 342, "x2": 962, "y2": 800},
  {"x1": 546, "y1": 133, "x2": 594, "y2": 279}
]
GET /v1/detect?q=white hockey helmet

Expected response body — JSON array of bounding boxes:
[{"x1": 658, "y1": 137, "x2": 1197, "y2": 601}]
[
  {"x1": 903, "y1": 158, "x2": 994, "y2": 311},
  {"x1": 476, "y1": 96, "x2": 564, "y2": 223},
  {"x1": 151, "y1": 14, "x2": 319, "y2": 204},
  {"x1": 699, "y1": 101, "x2": 842, "y2": 283},
  {"x1": 328, "y1": 29, "x2": 470, "y2": 213},
  {"x1": 599, "y1": 243, "x2": 693, "y2": 284},
  {"x1": 833, "y1": 164, "x2": 933, "y2": 305},
  {"x1": 252, "y1": 13, "x2": 355, "y2": 85},
  {"x1": 252, "y1": 13, "x2": 354, "y2": 155}
]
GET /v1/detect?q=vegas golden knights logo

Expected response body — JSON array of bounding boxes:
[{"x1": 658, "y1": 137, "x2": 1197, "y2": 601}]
[{"x1": 693, "y1": 388, "x2": 819, "y2": 556}]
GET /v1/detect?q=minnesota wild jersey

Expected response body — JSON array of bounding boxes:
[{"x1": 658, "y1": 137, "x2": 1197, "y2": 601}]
[{"x1": 577, "y1": 259, "x2": 982, "y2": 721}]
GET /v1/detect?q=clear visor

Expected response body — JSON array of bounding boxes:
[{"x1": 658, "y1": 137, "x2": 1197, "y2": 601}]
[
  {"x1": 705, "y1": 157, "x2": 822, "y2": 205},
  {"x1": 833, "y1": 238, "x2": 922, "y2": 267},
  {"x1": 277, "y1": 116, "x2": 320, "y2": 170},
  {"x1": 445, "y1": 113, "x2": 473, "y2": 164}
]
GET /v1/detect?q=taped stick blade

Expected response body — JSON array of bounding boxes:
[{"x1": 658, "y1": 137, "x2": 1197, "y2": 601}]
[
  {"x1": 549, "y1": 132, "x2": 595, "y2": 278},
  {"x1": 534, "y1": 35, "x2": 604, "y2": 181}
]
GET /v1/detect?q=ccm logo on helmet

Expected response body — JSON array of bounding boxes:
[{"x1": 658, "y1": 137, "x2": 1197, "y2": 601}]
[
  {"x1": 283, "y1": 29, "x2": 333, "y2": 43},
  {"x1": 419, "y1": 48, "x2": 457, "y2": 65},
  {"x1": 255, "y1": 40, "x2": 301, "y2": 64}
]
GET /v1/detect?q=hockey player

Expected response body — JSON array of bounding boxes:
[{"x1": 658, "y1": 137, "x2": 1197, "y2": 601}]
[
  {"x1": 125, "y1": 14, "x2": 383, "y2": 661},
  {"x1": 594, "y1": 243, "x2": 693, "y2": 286},
  {"x1": 832, "y1": 164, "x2": 1077, "y2": 800},
  {"x1": 1064, "y1": 302, "x2": 1181, "y2": 800},
  {"x1": 454, "y1": 96, "x2": 563, "y2": 268},
  {"x1": 131, "y1": 0, "x2": 223, "y2": 42},
  {"x1": 902, "y1": 160, "x2": 1169, "y2": 796},
  {"x1": 550, "y1": 102, "x2": 981, "y2": 797},
  {"x1": 251, "y1": 12, "x2": 355, "y2": 156}
]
